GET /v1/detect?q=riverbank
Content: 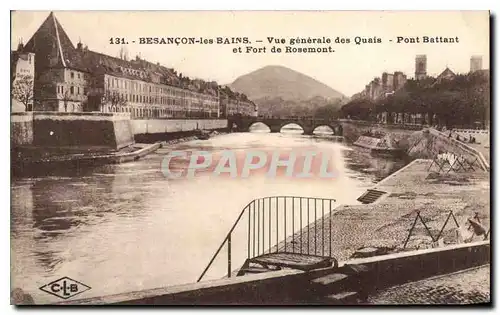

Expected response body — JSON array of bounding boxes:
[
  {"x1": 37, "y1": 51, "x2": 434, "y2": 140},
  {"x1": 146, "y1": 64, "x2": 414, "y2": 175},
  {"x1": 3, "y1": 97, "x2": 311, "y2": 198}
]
[
  {"x1": 280, "y1": 158, "x2": 490, "y2": 261},
  {"x1": 12, "y1": 130, "x2": 230, "y2": 176},
  {"x1": 159, "y1": 130, "x2": 228, "y2": 146},
  {"x1": 12, "y1": 142, "x2": 162, "y2": 176}
]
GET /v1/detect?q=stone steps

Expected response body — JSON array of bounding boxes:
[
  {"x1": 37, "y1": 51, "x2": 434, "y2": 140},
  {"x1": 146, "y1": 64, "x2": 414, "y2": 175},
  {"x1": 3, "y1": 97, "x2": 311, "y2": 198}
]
[
  {"x1": 357, "y1": 189, "x2": 387, "y2": 204},
  {"x1": 319, "y1": 291, "x2": 359, "y2": 305},
  {"x1": 307, "y1": 264, "x2": 373, "y2": 305}
]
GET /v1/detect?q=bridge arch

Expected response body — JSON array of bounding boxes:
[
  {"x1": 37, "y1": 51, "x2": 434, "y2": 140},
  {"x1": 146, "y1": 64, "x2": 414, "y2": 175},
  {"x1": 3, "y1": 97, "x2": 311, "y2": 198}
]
[
  {"x1": 312, "y1": 125, "x2": 335, "y2": 135},
  {"x1": 229, "y1": 116, "x2": 342, "y2": 135},
  {"x1": 312, "y1": 123, "x2": 343, "y2": 136},
  {"x1": 278, "y1": 122, "x2": 306, "y2": 134},
  {"x1": 248, "y1": 121, "x2": 271, "y2": 132}
]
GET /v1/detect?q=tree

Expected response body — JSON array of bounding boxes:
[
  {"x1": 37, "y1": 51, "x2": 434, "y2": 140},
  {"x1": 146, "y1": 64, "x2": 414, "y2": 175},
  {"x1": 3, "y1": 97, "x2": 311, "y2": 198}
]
[
  {"x1": 340, "y1": 99, "x2": 376, "y2": 120},
  {"x1": 103, "y1": 88, "x2": 127, "y2": 110},
  {"x1": 12, "y1": 74, "x2": 34, "y2": 111},
  {"x1": 62, "y1": 90, "x2": 71, "y2": 112}
]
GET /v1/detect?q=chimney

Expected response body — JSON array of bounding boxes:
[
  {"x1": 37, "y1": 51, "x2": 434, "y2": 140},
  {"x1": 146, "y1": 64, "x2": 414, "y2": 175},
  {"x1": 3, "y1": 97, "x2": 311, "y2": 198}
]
[
  {"x1": 17, "y1": 39, "x2": 24, "y2": 52},
  {"x1": 77, "y1": 42, "x2": 83, "y2": 50},
  {"x1": 470, "y1": 56, "x2": 482, "y2": 73}
]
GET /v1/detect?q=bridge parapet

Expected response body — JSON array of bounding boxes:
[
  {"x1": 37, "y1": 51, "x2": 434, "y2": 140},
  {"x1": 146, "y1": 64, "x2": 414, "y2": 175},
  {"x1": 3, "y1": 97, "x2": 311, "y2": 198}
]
[{"x1": 229, "y1": 116, "x2": 342, "y2": 135}]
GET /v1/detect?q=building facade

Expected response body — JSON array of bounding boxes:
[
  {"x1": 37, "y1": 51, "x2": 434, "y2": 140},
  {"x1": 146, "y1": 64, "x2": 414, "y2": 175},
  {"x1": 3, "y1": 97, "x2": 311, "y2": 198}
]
[
  {"x1": 18, "y1": 12, "x2": 257, "y2": 119},
  {"x1": 415, "y1": 55, "x2": 427, "y2": 80},
  {"x1": 470, "y1": 56, "x2": 483, "y2": 73},
  {"x1": 11, "y1": 45, "x2": 35, "y2": 112},
  {"x1": 435, "y1": 67, "x2": 456, "y2": 83},
  {"x1": 219, "y1": 86, "x2": 258, "y2": 117},
  {"x1": 352, "y1": 71, "x2": 407, "y2": 101}
]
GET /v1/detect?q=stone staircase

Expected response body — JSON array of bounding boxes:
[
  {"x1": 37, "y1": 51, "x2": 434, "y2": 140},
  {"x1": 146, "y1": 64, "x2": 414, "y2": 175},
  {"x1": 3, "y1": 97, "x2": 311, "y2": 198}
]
[
  {"x1": 236, "y1": 256, "x2": 373, "y2": 305},
  {"x1": 357, "y1": 189, "x2": 387, "y2": 204},
  {"x1": 237, "y1": 253, "x2": 336, "y2": 277},
  {"x1": 307, "y1": 264, "x2": 372, "y2": 305}
]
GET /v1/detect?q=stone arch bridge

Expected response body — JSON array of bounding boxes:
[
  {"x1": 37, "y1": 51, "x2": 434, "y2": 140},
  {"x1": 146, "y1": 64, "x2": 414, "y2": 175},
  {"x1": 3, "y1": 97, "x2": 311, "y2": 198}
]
[{"x1": 228, "y1": 116, "x2": 343, "y2": 135}]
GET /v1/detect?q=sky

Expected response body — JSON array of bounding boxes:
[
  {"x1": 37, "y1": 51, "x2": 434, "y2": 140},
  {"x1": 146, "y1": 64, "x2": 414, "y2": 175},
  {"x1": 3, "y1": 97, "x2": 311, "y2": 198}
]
[{"x1": 11, "y1": 11, "x2": 490, "y2": 97}]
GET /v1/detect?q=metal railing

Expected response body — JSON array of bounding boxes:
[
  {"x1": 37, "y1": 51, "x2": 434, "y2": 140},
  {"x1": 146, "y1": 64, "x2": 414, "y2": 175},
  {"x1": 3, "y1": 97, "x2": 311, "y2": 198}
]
[
  {"x1": 197, "y1": 196, "x2": 337, "y2": 282},
  {"x1": 403, "y1": 210, "x2": 490, "y2": 249},
  {"x1": 429, "y1": 128, "x2": 489, "y2": 171}
]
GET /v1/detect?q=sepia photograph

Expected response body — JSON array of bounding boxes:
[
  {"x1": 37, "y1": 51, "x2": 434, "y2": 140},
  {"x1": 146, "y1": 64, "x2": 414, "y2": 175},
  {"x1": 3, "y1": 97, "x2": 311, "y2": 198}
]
[{"x1": 10, "y1": 10, "x2": 490, "y2": 305}]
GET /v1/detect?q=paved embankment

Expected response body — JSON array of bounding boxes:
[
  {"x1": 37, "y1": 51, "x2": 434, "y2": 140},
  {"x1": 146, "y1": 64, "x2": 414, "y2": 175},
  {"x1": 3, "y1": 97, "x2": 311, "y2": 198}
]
[
  {"x1": 54, "y1": 241, "x2": 489, "y2": 305},
  {"x1": 13, "y1": 142, "x2": 161, "y2": 169},
  {"x1": 49, "y1": 158, "x2": 490, "y2": 305},
  {"x1": 281, "y1": 159, "x2": 490, "y2": 261},
  {"x1": 366, "y1": 265, "x2": 490, "y2": 304}
]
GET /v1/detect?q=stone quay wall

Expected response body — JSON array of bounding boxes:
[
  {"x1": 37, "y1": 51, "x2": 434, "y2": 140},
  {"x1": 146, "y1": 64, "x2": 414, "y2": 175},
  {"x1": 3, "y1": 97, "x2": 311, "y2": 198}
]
[
  {"x1": 11, "y1": 112, "x2": 135, "y2": 151},
  {"x1": 407, "y1": 128, "x2": 489, "y2": 171},
  {"x1": 341, "y1": 120, "x2": 488, "y2": 171},
  {"x1": 55, "y1": 241, "x2": 489, "y2": 305},
  {"x1": 11, "y1": 112, "x2": 34, "y2": 146},
  {"x1": 340, "y1": 120, "x2": 418, "y2": 144},
  {"x1": 131, "y1": 119, "x2": 228, "y2": 135}
]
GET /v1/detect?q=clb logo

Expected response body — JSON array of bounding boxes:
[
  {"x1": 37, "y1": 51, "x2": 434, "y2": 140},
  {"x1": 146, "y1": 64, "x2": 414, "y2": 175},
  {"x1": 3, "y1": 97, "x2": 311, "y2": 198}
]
[{"x1": 39, "y1": 277, "x2": 91, "y2": 299}]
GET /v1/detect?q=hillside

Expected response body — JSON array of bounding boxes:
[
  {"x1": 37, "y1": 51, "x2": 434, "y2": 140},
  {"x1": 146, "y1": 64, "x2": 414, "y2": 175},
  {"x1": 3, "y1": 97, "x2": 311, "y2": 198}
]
[{"x1": 230, "y1": 65, "x2": 344, "y2": 101}]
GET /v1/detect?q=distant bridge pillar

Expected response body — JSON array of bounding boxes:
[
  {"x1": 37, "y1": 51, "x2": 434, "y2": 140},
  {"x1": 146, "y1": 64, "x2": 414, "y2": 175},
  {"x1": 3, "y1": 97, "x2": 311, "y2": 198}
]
[
  {"x1": 228, "y1": 116, "x2": 254, "y2": 132},
  {"x1": 269, "y1": 125, "x2": 281, "y2": 133},
  {"x1": 336, "y1": 124, "x2": 343, "y2": 136},
  {"x1": 303, "y1": 127, "x2": 314, "y2": 135}
]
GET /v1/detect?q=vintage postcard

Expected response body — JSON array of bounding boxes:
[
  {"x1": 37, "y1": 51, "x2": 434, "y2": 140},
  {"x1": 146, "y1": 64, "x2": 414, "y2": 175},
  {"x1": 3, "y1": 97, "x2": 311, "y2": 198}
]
[{"x1": 10, "y1": 11, "x2": 490, "y2": 305}]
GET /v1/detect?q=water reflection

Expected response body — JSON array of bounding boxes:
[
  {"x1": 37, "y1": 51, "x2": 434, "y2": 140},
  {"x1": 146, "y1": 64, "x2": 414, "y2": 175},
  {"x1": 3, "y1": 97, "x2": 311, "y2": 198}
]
[
  {"x1": 11, "y1": 132, "x2": 407, "y2": 302},
  {"x1": 249, "y1": 122, "x2": 270, "y2": 133},
  {"x1": 343, "y1": 148, "x2": 407, "y2": 182},
  {"x1": 313, "y1": 125, "x2": 334, "y2": 135},
  {"x1": 281, "y1": 123, "x2": 304, "y2": 134}
]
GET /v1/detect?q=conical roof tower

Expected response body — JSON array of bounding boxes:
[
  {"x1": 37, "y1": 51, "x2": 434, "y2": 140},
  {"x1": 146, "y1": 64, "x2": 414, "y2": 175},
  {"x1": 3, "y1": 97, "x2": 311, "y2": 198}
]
[{"x1": 23, "y1": 12, "x2": 75, "y2": 74}]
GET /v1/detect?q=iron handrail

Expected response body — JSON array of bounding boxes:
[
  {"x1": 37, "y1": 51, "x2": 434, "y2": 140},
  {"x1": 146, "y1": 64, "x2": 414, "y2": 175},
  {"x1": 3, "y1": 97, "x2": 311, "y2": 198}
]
[
  {"x1": 197, "y1": 195, "x2": 337, "y2": 283},
  {"x1": 196, "y1": 200, "x2": 253, "y2": 283}
]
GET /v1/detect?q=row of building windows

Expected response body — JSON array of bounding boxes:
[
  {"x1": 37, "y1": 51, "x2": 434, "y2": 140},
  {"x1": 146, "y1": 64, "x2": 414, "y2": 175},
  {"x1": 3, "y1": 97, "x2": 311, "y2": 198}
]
[
  {"x1": 102, "y1": 105, "x2": 220, "y2": 119},
  {"x1": 107, "y1": 92, "x2": 219, "y2": 108},
  {"x1": 57, "y1": 85, "x2": 87, "y2": 95},
  {"x1": 105, "y1": 76, "x2": 217, "y2": 101},
  {"x1": 119, "y1": 66, "x2": 147, "y2": 79},
  {"x1": 70, "y1": 72, "x2": 82, "y2": 80}
]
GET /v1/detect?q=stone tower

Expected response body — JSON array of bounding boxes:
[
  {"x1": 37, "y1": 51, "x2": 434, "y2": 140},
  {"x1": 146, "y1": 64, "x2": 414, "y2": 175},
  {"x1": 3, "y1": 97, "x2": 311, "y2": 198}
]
[
  {"x1": 415, "y1": 55, "x2": 427, "y2": 80},
  {"x1": 470, "y1": 56, "x2": 483, "y2": 73}
]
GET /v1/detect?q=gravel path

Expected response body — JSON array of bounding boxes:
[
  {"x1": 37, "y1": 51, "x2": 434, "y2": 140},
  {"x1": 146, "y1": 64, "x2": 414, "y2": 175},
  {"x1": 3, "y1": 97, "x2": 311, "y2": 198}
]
[{"x1": 366, "y1": 265, "x2": 490, "y2": 304}]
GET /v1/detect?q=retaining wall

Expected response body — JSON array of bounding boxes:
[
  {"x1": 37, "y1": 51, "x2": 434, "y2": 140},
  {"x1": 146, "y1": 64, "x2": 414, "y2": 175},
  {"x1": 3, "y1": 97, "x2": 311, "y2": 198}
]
[
  {"x1": 11, "y1": 112, "x2": 33, "y2": 146},
  {"x1": 341, "y1": 121, "x2": 489, "y2": 171},
  {"x1": 407, "y1": 128, "x2": 489, "y2": 171},
  {"x1": 345, "y1": 240, "x2": 490, "y2": 292},
  {"x1": 131, "y1": 119, "x2": 228, "y2": 135},
  {"x1": 340, "y1": 120, "x2": 418, "y2": 144},
  {"x1": 452, "y1": 129, "x2": 489, "y2": 145},
  {"x1": 11, "y1": 112, "x2": 134, "y2": 150},
  {"x1": 55, "y1": 241, "x2": 489, "y2": 305}
]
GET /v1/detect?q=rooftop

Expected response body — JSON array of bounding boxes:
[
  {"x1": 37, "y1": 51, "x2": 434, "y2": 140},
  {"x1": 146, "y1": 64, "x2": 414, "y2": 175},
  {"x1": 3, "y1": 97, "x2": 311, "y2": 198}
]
[{"x1": 20, "y1": 12, "x2": 252, "y2": 101}]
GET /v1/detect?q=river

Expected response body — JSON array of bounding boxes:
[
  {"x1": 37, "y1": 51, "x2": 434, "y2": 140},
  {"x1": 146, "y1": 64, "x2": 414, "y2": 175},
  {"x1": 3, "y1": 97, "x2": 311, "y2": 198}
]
[{"x1": 11, "y1": 128, "x2": 407, "y2": 303}]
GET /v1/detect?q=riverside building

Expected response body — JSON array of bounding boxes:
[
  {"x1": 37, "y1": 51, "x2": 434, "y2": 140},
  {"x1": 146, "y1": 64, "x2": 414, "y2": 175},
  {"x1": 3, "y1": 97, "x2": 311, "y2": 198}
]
[{"x1": 15, "y1": 12, "x2": 257, "y2": 118}]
